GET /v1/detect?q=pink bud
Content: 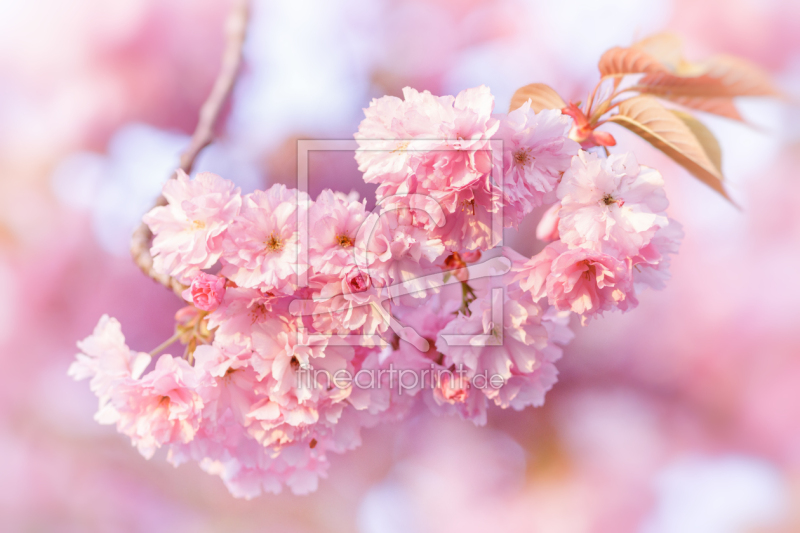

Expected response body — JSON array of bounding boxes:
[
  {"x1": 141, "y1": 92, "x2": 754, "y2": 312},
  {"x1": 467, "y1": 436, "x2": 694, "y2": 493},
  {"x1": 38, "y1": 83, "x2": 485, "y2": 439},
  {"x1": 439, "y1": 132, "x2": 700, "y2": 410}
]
[
  {"x1": 438, "y1": 373, "x2": 468, "y2": 403},
  {"x1": 345, "y1": 268, "x2": 371, "y2": 294},
  {"x1": 444, "y1": 252, "x2": 470, "y2": 282},
  {"x1": 189, "y1": 273, "x2": 226, "y2": 311},
  {"x1": 460, "y1": 250, "x2": 482, "y2": 263}
]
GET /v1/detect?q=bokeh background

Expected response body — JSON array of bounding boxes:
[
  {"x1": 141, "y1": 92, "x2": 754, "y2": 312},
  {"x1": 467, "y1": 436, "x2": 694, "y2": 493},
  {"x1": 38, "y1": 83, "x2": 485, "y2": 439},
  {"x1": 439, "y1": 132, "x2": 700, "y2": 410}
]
[{"x1": 1, "y1": 0, "x2": 799, "y2": 531}]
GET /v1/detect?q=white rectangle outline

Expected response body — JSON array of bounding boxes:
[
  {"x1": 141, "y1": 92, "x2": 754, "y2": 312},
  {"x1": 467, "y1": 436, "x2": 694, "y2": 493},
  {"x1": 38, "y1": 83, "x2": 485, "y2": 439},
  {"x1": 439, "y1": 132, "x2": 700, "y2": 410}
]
[{"x1": 294, "y1": 138, "x2": 506, "y2": 347}]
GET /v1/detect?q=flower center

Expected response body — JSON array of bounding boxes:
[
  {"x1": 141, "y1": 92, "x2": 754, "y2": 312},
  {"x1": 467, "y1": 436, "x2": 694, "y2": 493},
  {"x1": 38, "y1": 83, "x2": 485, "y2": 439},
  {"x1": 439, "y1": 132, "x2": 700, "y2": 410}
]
[
  {"x1": 392, "y1": 141, "x2": 409, "y2": 153},
  {"x1": 460, "y1": 199, "x2": 476, "y2": 215},
  {"x1": 191, "y1": 220, "x2": 206, "y2": 230},
  {"x1": 265, "y1": 233, "x2": 283, "y2": 252},
  {"x1": 222, "y1": 367, "x2": 239, "y2": 383},
  {"x1": 513, "y1": 148, "x2": 533, "y2": 166},
  {"x1": 249, "y1": 302, "x2": 270, "y2": 323},
  {"x1": 602, "y1": 194, "x2": 616, "y2": 206},
  {"x1": 581, "y1": 259, "x2": 596, "y2": 280},
  {"x1": 337, "y1": 234, "x2": 354, "y2": 248}
]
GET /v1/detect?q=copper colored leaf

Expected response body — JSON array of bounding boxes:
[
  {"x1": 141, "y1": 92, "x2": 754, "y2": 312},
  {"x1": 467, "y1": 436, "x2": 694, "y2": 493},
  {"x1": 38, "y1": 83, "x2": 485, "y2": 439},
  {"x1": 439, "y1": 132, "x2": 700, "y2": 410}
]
[
  {"x1": 636, "y1": 55, "x2": 777, "y2": 98},
  {"x1": 509, "y1": 83, "x2": 566, "y2": 113},
  {"x1": 606, "y1": 33, "x2": 777, "y2": 100},
  {"x1": 631, "y1": 33, "x2": 684, "y2": 70},
  {"x1": 598, "y1": 47, "x2": 669, "y2": 77},
  {"x1": 663, "y1": 95, "x2": 743, "y2": 121},
  {"x1": 670, "y1": 110, "x2": 722, "y2": 173},
  {"x1": 634, "y1": 73, "x2": 726, "y2": 97},
  {"x1": 607, "y1": 96, "x2": 730, "y2": 200},
  {"x1": 702, "y1": 55, "x2": 779, "y2": 97}
]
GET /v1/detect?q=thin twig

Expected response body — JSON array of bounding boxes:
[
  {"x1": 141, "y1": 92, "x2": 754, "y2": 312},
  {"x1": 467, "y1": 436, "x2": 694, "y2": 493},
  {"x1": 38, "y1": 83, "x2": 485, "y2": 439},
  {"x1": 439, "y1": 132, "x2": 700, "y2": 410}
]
[
  {"x1": 149, "y1": 330, "x2": 183, "y2": 357},
  {"x1": 130, "y1": 0, "x2": 250, "y2": 296}
]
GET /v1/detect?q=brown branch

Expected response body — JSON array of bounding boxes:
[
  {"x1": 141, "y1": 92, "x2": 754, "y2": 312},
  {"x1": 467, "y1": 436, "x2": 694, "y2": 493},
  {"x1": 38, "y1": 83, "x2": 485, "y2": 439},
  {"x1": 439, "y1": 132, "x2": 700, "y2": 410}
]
[{"x1": 130, "y1": 0, "x2": 250, "y2": 296}]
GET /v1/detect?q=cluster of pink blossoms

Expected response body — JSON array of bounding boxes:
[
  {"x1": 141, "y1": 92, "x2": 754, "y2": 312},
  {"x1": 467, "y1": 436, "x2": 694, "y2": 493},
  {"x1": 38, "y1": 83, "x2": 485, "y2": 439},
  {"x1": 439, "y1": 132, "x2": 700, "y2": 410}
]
[{"x1": 70, "y1": 85, "x2": 681, "y2": 497}]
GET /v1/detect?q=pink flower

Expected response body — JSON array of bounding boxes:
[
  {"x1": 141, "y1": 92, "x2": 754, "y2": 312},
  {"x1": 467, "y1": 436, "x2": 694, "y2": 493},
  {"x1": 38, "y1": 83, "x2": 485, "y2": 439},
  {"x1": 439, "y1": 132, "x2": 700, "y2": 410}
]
[
  {"x1": 183, "y1": 272, "x2": 226, "y2": 311},
  {"x1": 557, "y1": 151, "x2": 669, "y2": 255},
  {"x1": 494, "y1": 102, "x2": 579, "y2": 226},
  {"x1": 355, "y1": 86, "x2": 499, "y2": 199},
  {"x1": 434, "y1": 275, "x2": 568, "y2": 422},
  {"x1": 385, "y1": 290, "x2": 463, "y2": 381},
  {"x1": 168, "y1": 344, "x2": 361, "y2": 498},
  {"x1": 220, "y1": 184, "x2": 309, "y2": 294},
  {"x1": 112, "y1": 355, "x2": 204, "y2": 459},
  {"x1": 429, "y1": 177, "x2": 502, "y2": 253},
  {"x1": 167, "y1": 410, "x2": 333, "y2": 497},
  {"x1": 192, "y1": 345, "x2": 260, "y2": 425},
  {"x1": 355, "y1": 210, "x2": 445, "y2": 296},
  {"x1": 68, "y1": 315, "x2": 152, "y2": 424},
  {"x1": 355, "y1": 86, "x2": 509, "y2": 254},
  {"x1": 632, "y1": 218, "x2": 684, "y2": 290},
  {"x1": 308, "y1": 189, "x2": 367, "y2": 278},
  {"x1": 206, "y1": 287, "x2": 294, "y2": 360},
  {"x1": 143, "y1": 170, "x2": 242, "y2": 284},
  {"x1": 510, "y1": 243, "x2": 563, "y2": 302},
  {"x1": 393, "y1": 291, "x2": 461, "y2": 346},
  {"x1": 544, "y1": 245, "x2": 636, "y2": 318},
  {"x1": 308, "y1": 267, "x2": 389, "y2": 336}
]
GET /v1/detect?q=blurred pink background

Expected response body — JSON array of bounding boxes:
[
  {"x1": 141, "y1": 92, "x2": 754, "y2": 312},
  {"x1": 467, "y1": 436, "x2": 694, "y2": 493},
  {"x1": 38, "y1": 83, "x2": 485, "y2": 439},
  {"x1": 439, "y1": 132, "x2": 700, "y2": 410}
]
[{"x1": 1, "y1": 0, "x2": 799, "y2": 531}]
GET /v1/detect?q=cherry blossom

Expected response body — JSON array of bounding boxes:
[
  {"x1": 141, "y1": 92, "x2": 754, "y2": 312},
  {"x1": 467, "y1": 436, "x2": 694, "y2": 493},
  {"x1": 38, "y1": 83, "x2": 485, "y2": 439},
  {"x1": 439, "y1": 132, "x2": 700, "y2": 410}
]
[
  {"x1": 184, "y1": 272, "x2": 227, "y2": 311},
  {"x1": 220, "y1": 185, "x2": 309, "y2": 294},
  {"x1": 544, "y1": 244, "x2": 637, "y2": 318},
  {"x1": 494, "y1": 102, "x2": 579, "y2": 226},
  {"x1": 144, "y1": 171, "x2": 241, "y2": 284},
  {"x1": 308, "y1": 189, "x2": 367, "y2": 278},
  {"x1": 68, "y1": 315, "x2": 152, "y2": 424},
  {"x1": 112, "y1": 355, "x2": 205, "y2": 459},
  {"x1": 557, "y1": 151, "x2": 669, "y2": 256}
]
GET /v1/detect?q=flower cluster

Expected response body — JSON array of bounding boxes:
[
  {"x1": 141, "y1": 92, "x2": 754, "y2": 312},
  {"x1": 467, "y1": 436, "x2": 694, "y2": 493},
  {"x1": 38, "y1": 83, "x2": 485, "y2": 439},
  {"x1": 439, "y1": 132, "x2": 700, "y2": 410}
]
[
  {"x1": 512, "y1": 151, "x2": 682, "y2": 322},
  {"x1": 71, "y1": 85, "x2": 681, "y2": 497}
]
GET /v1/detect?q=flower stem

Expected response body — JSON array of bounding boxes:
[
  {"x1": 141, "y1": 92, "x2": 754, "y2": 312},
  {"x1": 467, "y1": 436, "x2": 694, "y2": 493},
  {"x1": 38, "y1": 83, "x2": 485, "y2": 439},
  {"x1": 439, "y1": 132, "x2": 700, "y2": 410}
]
[
  {"x1": 130, "y1": 0, "x2": 250, "y2": 297},
  {"x1": 149, "y1": 331, "x2": 183, "y2": 357},
  {"x1": 459, "y1": 281, "x2": 477, "y2": 315}
]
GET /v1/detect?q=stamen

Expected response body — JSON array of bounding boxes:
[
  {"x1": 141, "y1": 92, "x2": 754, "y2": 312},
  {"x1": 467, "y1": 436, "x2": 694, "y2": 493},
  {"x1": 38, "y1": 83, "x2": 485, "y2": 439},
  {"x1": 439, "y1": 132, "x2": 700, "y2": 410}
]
[
  {"x1": 461, "y1": 199, "x2": 476, "y2": 215},
  {"x1": 581, "y1": 259, "x2": 596, "y2": 280},
  {"x1": 391, "y1": 141, "x2": 410, "y2": 153},
  {"x1": 513, "y1": 148, "x2": 534, "y2": 166},
  {"x1": 265, "y1": 233, "x2": 283, "y2": 252},
  {"x1": 249, "y1": 302, "x2": 269, "y2": 324},
  {"x1": 336, "y1": 234, "x2": 354, "y2": 248}
]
